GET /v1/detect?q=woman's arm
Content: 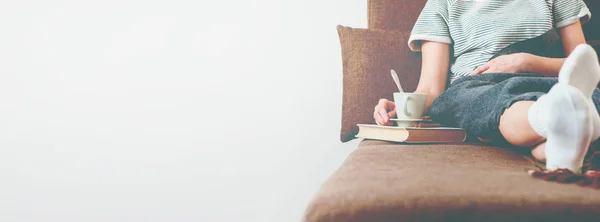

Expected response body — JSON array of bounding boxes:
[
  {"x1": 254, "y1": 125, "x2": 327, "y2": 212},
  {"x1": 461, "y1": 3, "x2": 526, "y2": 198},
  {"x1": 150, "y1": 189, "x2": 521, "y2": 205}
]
[
  {"x1": 470, "y1": 21, "x2": 588, "y2": 77},
  {"x1": 414, "y1": 41, "x2": 451, "y2": 111},
  {"x1": 373, "y1": 41, "x2": 450, "y2": 125},
  {"x1": 524, "y1": 20, "x2": 587, "y2": 77}
]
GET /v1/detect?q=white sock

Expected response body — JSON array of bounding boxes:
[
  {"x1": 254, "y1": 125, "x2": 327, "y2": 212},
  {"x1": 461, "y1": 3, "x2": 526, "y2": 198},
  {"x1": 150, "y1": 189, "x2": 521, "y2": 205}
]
[
  {"x1": 528, "y1": 95, "x2": 549, "y2": 138},
  {"x1": 528, "y1": 44, "x2": 600, "y2": 172},
  {"x1": 542, "y1": 84, "x2": 592, "y2": 172}
]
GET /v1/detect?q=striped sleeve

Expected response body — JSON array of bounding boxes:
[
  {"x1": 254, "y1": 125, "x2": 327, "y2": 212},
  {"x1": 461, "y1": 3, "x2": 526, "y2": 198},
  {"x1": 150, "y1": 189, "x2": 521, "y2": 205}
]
[
  {"x1": 408, "y1": 0, "x2": 452, "y2": 52},
  {"x1": 552, "y1": 0, "x2": 591, "y2": 28}
]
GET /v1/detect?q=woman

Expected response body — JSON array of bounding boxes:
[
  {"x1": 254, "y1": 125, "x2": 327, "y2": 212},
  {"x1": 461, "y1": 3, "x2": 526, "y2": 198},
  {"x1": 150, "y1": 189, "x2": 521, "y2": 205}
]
[{"x1": 373, "y1": 0, "x2": 600, "y2": 173}]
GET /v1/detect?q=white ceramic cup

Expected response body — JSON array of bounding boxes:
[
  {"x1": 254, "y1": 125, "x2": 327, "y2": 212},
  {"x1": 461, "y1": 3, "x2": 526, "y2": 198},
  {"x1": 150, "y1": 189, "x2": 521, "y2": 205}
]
[{"x1": 393, "y1": 92, "x2": 428, "y2": 120}]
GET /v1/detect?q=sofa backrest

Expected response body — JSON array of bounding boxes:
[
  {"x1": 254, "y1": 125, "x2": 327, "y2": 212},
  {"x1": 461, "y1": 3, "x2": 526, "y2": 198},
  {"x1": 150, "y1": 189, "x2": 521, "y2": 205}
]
[{"x1": 368, "y1": 0, "x2": 427, "y2": 32}]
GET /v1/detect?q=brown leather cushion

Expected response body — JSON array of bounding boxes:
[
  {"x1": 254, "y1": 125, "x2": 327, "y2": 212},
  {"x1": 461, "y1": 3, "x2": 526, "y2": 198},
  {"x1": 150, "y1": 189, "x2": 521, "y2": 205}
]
[
  {"x1": 304, "y1": 140, "x2": 600, "y2": 222},
  {"x1": 337, "y1": 26, "x2": 421, "y2": 142}
]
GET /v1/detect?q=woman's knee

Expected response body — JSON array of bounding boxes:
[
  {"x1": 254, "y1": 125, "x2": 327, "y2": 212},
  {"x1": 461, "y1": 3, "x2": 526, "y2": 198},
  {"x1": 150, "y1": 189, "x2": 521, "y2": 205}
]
[{"x1": 499, "y1": 101, "x2": 545, "y2": 146}]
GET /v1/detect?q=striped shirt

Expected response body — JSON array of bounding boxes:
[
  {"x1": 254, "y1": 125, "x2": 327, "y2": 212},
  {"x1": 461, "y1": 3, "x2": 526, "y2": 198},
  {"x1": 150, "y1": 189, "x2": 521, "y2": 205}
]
[{"x1": 408, "y1": 0, "x2": 592, "y2": 83}]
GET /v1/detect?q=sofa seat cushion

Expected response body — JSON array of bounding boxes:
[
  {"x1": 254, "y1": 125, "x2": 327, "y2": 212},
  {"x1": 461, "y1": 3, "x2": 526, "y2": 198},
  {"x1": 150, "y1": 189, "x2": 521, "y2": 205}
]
[{"x1": 304, "y1": 140, "x2": 600, "y2": 222}]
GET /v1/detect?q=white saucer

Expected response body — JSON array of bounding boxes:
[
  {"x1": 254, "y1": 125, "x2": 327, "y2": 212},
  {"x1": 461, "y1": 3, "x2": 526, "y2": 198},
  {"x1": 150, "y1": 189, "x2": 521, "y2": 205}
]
[
  {"x1": 390, "y1": 119, "x2": 430, "y2": 122},
  {"x1": 389, "y1": 118, "x2": 430, "y2": 127}
]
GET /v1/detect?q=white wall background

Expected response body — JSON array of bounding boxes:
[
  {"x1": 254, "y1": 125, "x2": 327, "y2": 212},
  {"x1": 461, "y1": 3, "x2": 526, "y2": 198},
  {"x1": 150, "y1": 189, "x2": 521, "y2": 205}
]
[{"x1": 0, "y1": 1, "x2": 366, "y2": 221}]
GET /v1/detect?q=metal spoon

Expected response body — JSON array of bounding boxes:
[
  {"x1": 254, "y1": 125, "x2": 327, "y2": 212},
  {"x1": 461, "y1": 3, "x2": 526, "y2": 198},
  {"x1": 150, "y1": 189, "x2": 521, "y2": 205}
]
[{"x1": 390, "y1": 69, "x2": 404, "y2": 93}]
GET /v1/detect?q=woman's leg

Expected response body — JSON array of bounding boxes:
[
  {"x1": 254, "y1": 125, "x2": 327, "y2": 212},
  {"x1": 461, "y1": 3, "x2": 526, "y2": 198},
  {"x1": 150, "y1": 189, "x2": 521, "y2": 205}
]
[
  {"x1": 499, "y1": 101, "x2": 545, "y2": 147},
  {"x1": 428, "y1": 74, "x2": 556, "y2": 144},
  {"x1": 532, "y1": 142, "x2": 546, "y2": 161},
  {"x1": 498, "y1": 100, "x2": 546, "y2": 161},
  {"x1": 502, "y1": 44, "x2": 600, "y2": 171}
]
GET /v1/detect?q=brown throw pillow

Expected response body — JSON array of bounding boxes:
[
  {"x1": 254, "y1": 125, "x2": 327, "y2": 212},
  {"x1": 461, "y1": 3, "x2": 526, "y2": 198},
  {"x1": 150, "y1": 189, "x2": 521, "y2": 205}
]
[{"x1": 337, "y1": 25, "x2": 422, "y2": 142}]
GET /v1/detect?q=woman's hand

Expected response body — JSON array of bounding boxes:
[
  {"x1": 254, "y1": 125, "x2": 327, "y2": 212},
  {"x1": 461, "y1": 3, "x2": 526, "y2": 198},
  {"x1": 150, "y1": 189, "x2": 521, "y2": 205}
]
[
  {"x1": 469, "y1": 53, "x2": 532, "y2": 76},
  {"x1": 374, "y1": 99, "x2": 396, "y2": 126}
]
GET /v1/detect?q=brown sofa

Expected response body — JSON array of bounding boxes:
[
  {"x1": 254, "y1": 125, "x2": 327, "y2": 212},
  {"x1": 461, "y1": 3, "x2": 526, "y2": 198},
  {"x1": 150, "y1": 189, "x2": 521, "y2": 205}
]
[{"x1": 304, "y1": 1, "x2": 600, "y2": 222}]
